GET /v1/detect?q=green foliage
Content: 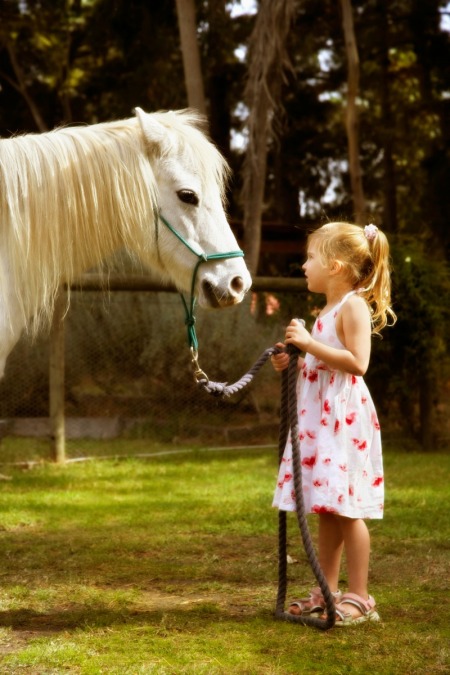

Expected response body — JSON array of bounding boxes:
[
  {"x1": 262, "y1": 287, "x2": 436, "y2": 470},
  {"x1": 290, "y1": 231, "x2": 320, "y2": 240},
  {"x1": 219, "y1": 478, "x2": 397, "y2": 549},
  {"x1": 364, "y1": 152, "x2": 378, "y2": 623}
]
[
  {"x1": 1, "y1": 1, "x2": 449, "y2": 447},
  {"x1": 367, "y1": 237, "x2": 449, "y2": 441}
]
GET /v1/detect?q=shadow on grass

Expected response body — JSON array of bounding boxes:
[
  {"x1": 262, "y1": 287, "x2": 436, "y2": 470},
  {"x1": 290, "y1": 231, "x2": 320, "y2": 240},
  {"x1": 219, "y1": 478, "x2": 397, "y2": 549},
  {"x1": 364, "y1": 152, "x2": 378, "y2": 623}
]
[{"x1": 0, "y1": 599, "x2": 282, "y2": 636}]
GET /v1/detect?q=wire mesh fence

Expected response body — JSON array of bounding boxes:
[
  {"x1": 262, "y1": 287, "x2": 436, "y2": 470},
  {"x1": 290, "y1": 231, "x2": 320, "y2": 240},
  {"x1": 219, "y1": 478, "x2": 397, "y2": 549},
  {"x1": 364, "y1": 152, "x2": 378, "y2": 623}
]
[
  {"x1": 0, "y1": 286, "x2": 309, "y2": 452},
  {"x1": 1, "y1": 280, "x2": 435, "y2": 458}
]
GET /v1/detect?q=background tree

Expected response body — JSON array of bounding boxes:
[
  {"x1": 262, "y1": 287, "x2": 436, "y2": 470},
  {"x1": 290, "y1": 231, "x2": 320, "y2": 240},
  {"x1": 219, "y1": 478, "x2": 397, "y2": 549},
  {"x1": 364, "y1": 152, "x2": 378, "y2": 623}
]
[
  {"x1": 0, "y1": 0, "x2": 448, "y2": 449},
  {"x1": 340, "y1": 0, "x2": 366, "y2": 223},
  {"x1": 175, "y1": 0, "x2": 206, "y2": 114},
  {"x1": 240, "y1": 0, "x2": 297, "y2": 274}
]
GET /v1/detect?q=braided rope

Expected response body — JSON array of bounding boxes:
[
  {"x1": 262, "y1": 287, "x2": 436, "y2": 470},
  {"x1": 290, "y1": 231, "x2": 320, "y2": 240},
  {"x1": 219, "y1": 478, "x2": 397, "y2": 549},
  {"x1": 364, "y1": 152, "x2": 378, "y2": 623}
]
[
  {"x1": 198, "y1": 344, "x2": 336, "y2": 630},
  {"x1": 197, "y1": 346, "x2": 280, "y2": 397}
]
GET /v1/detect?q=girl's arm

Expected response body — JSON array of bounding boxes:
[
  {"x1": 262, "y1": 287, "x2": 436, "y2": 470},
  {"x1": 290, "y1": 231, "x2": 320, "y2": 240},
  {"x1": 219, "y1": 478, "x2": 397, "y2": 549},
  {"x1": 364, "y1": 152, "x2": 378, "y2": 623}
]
[{"x1": 285, "y1": 296, "x2": 372, "y2": 376}]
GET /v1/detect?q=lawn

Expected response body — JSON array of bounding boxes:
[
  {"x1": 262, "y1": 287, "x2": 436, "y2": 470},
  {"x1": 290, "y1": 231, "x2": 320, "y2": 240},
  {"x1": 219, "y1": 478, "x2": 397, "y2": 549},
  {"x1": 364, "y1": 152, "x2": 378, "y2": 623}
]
[{"x1": 0, "y1": 439, "x2": 449, "y2": 674}]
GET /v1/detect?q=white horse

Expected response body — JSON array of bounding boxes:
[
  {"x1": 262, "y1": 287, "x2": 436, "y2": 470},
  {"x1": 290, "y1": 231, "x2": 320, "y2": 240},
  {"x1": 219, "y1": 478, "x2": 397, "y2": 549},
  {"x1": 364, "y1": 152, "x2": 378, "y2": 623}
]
[{"x1": 0, "y1": 107, "x2": 251, "y2": 378}]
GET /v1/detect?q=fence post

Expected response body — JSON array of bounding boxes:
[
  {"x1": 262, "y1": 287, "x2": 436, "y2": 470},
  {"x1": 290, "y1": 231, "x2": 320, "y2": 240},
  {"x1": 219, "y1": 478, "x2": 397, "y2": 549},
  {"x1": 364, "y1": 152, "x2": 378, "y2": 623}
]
[{"x1": 49, "y1": 291, "x2": 66, "y2": 463}]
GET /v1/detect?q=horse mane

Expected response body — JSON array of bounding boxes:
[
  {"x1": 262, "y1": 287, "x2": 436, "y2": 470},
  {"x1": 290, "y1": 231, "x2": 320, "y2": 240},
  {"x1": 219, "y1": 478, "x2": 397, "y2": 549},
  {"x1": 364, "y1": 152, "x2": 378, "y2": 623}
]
[{"x1": 0, "y1": 109, "x2": 229, "y2": 336}]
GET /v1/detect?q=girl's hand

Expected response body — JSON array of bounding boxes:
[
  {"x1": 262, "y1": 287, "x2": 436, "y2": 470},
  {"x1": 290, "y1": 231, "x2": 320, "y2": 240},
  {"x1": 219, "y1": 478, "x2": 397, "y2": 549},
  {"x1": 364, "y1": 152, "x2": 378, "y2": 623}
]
[
  {"x1": 270, "y1": 342, "x2": 289, "y2": 372},
  {"x1": 285, "y1": 318, "x2": 311, "y2": 351}
]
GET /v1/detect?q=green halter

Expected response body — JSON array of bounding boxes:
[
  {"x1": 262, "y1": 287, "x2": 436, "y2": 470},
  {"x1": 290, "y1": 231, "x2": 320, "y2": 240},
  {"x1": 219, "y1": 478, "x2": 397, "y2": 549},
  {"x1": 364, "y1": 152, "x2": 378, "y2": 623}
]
[{"x1": 159, "y1": 214, "x2": 244, "y2": 378}]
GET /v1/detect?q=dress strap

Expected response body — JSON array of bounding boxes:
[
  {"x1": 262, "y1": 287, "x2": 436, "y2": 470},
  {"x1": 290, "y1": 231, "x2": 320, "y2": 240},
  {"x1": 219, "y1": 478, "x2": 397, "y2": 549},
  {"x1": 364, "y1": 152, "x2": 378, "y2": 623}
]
[{"x1": 335, "y1": 290, "x2": 357, "y2": 312}]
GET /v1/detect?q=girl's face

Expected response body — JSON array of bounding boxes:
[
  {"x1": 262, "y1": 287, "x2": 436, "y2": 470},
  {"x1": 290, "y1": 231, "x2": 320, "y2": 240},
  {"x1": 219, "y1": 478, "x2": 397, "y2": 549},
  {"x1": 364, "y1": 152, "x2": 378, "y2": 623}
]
[{"x1": 302, "y1": 241, "x2": 330, "y2": 293}]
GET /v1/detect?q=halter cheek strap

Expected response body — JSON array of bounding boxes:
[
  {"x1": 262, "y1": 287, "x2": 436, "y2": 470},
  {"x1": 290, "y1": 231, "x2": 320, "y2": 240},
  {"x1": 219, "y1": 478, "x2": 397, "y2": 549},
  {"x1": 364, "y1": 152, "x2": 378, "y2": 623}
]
[{"x1": 158, "y1": 214, "x2": 244, "y2": 376}]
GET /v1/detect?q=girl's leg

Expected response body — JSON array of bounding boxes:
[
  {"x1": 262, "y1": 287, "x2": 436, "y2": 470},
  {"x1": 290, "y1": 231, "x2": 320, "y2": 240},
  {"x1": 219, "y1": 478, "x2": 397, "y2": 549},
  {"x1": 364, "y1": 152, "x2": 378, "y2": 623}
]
[
  {"x1": 336, "y1": 516, "x2": 372, "y2": 620},
  {"x1": 289, "y1": 513, "x2": 343, "y2": 615},
  {"x1": 317, "y1": 513, "x2": 344, "y2": 592},
  {"x1": 338, "y1": 516, "x2": 371, "y2": 598}
]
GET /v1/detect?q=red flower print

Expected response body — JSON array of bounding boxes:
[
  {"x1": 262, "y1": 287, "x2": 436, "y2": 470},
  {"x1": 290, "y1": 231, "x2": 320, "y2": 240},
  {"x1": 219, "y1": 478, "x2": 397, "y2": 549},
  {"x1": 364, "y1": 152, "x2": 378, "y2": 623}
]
[
  {"x1": 361, "y1": 396, "x2": 367, "y2": 404},
  {"x1": 306, "y1": 430, "x2": 316, "y2": 440},
  {"x1": 299, "y1": 432, "x2": 305, "y2": 441},
  {"x1": 323, "y1": 457, "x2": 331, "y2": 465},
  {"x1": 323, "y1": 399, "x2": 331, "y2": 414},
  {"x1": 339, "y1": 464, "x2": 348, "y2": 472},
  {"x1": 334, "y1": 420, "x2": 340, "y2": 434},
  {"x1": 277, "y1": 480, "x2": 284, "y2": 488},
  {"x1": 300, "y1": 408, "x2": 307, "y2": 416},
  {"x1": 302, "y1": 369, "x2": 307, "y2": 379},
  {"x1": 351, "y1": 375, "x2": 357, "y2": 385},
  {"x1": 372, "y1": 413, "x2": 380, "y2": 430},
  {"x1": 308, "y1": 370, "x2": 318, "y2": 382},
  {"x1": 302, "y1": 454, "x2": 317, "y2": 468},
  {"x1": 346, "y1": 412, "x2": 357, "y2": 425},
  {"x1": 312, "y1": 505, "x2": 337, "y2": 514},
  {"x1": 330, "y1": 373, "x2": 335, "y2": 386},
  {"x1": 284, "y1": 472, "x2": 293, "y2": 483},
  {"x1": 372, "y1": 476, "x2": 383, "y2": 487},
  {"x1": 338, "y1": 494, "x2": 345, "y2": 504},
  {"x1": 352, "y1": 438, "x2": 367, "y2": 450},
  {"x1": 313, "y1": 479, "x2": 323, "y2": 487},
  {"x1": 320, "y1": 418, "x2": 328, "y2": 426},
  {"x1": 317, "y1": 319, "x2": 323, "y2": 333},
  {"x1": 349, "y1": 485, "x2": 354, "y2": 496}
]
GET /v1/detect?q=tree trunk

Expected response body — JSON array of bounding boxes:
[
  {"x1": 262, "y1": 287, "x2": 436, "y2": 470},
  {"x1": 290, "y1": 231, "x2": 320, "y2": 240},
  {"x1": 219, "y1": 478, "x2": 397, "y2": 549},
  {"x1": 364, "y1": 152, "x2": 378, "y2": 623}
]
[
  {"x1": 206, "y1": 0, "x2": 231, "y2": 158},
  {"x1": 5, "y1": 41, "x2": 48, "y2": 132},
  {"x1": 175, "y1": 0, "x2": 207, "y2": 115},
  {"x1": 340, "y1": 0, "x2": 366, "y2": 224},
  {"x1": 378, "y1": 0, "x2": 397, "y2": 232},
  {"x1": 241, "y1": 0, "x2": 296, "y2": 275}
]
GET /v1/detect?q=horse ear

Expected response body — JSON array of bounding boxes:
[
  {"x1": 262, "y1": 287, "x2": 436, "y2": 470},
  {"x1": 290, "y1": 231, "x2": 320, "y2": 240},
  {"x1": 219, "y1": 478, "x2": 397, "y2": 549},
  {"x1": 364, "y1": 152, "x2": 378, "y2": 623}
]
[{"x1": 134, "y1": 107, "x2": 167, "y2": 155}]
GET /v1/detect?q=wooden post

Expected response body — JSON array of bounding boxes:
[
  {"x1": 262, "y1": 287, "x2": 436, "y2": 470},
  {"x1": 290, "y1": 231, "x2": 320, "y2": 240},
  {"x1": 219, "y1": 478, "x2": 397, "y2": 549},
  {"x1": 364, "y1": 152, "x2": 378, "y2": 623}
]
[{"x1": 49, "y1": 291, "x2": 66, "y2": 463}]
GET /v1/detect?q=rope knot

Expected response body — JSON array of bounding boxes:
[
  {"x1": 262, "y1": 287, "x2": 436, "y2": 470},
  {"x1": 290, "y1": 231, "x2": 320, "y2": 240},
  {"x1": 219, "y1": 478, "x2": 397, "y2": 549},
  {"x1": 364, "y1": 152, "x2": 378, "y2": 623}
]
[
  {"x1": 198, "y1": 380, "x2": 229, "y2": 397},
  {"x1": 185, "y1": 316, "x2": 196, "y2": 327}
]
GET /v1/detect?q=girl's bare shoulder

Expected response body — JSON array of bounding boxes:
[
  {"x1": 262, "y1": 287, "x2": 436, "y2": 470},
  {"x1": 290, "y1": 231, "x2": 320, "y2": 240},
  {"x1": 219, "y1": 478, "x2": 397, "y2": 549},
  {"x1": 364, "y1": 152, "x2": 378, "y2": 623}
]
[{"x1": 340, "y1": 293, "x2": 372, "y2": 324}]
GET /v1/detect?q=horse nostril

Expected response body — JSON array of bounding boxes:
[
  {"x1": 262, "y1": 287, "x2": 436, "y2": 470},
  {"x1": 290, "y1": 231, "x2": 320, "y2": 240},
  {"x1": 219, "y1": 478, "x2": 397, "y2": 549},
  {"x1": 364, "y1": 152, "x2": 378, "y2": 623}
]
[{"x1": 230, "y1": 276, "x2": 244, "y2": 294}]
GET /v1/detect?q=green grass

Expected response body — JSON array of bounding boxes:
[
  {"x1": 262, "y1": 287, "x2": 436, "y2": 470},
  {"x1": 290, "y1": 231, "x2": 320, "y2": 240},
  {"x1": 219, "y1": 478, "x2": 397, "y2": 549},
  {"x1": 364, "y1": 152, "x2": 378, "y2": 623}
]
[{"x1": 0, "y1": 440, "x2": 449, "y2": 674}]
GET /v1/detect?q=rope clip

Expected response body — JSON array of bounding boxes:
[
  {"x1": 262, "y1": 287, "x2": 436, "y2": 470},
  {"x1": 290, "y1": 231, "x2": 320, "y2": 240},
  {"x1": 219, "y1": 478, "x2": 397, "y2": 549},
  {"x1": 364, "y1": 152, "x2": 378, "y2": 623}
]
[{"x1": 190, "y1": 347, "x2": 209, "y2": 384}]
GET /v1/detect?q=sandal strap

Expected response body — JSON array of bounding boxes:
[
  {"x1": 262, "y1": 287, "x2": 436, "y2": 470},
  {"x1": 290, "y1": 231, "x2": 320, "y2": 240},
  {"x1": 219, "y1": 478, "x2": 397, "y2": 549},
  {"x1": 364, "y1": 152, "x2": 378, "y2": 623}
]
[{"x1": 338, "y1": 593, "x2": 376, "y2": 615}]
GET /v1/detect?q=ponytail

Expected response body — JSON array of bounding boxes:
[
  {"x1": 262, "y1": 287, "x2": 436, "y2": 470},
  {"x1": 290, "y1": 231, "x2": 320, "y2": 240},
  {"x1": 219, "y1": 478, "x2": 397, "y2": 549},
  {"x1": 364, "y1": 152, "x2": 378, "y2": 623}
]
[{"x1": 361, "y1": 229, "x2": 397, "y2": 334}]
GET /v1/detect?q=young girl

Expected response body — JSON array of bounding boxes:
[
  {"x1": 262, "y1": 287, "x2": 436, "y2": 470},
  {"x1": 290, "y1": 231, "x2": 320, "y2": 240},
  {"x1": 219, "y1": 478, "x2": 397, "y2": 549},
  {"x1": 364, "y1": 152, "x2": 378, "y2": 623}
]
[{"x1": 271, "y1": 221, "x2": 396, "y2": 626}]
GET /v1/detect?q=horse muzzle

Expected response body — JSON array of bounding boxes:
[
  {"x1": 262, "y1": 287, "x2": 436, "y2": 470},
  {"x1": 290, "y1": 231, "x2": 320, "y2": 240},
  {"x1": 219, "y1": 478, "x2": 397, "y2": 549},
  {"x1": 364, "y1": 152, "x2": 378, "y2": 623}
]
[{"x1": 200, "y1": 272, "x2": 251, "y2": 308}]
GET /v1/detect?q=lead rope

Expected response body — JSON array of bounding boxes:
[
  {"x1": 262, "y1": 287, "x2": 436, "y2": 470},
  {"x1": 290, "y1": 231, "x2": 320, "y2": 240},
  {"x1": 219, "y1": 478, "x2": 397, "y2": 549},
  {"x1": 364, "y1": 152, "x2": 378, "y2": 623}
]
[{"x1": 197, "y1": 344, "x2": 336, "y2": 630}]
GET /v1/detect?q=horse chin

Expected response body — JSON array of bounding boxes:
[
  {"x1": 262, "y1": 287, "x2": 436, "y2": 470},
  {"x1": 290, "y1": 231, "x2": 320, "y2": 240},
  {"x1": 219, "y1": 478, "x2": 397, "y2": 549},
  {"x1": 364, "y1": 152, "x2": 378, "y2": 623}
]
[{"x1": 200, "y1": 279, "x2": 247, "y2": 309}]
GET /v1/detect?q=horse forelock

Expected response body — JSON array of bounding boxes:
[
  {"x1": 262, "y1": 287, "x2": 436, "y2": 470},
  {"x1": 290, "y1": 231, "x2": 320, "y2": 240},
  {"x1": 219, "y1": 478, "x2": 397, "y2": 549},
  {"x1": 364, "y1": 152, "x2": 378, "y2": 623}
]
[{"x1": 150, "y1": 110, "x2": 230, "y2": 204}]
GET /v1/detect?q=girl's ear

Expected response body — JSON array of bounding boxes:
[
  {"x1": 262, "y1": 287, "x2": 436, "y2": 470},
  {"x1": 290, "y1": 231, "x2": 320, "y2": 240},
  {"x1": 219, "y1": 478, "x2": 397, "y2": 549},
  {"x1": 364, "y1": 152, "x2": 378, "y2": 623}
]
[{"x1": 330, "y1": 259, "x2": 344, "y2": 275}]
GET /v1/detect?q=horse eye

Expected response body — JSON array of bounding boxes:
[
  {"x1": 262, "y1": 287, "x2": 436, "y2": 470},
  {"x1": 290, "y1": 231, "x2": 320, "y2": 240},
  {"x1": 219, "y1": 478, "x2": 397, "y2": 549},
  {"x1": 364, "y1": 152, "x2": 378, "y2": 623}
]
[{"x1": 177, "y1": 189, "x2": 199, "y2": 206}]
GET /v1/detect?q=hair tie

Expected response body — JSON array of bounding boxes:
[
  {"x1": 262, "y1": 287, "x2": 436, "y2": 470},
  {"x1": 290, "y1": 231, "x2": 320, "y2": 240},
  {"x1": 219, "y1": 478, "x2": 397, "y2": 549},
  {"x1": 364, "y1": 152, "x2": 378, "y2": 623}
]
[{"x1": 364, "y1": 224, "x2": 378, "y2": 241}]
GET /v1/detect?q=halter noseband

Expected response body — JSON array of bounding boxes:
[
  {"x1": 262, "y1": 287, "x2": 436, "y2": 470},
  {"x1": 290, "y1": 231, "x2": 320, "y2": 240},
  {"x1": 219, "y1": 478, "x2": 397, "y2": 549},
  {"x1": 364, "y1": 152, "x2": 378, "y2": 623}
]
[{"x1": 159, "y1": 214, "x2": 244, "y2": 380}]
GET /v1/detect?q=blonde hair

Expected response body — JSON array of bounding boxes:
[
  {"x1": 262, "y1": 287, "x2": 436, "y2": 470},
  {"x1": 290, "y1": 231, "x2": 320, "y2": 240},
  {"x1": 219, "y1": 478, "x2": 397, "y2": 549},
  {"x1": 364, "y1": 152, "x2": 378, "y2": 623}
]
[{"x1": 308, "y1": 221, "x2": 397, "y2": 334}]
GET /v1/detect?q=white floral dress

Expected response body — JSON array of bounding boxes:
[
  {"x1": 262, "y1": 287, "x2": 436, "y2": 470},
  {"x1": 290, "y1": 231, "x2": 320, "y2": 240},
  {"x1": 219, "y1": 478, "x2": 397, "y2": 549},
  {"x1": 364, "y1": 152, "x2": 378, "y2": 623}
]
[{"x1": 273, "y1": 291, "x2": 384, "y2": 519}]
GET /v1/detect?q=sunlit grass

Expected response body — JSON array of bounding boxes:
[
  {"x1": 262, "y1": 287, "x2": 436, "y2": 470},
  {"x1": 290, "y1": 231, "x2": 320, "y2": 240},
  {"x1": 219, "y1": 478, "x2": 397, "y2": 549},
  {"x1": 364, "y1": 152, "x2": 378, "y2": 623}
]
[{"x1": 0, "y1": 441, "x2": 449, "y2": 673}]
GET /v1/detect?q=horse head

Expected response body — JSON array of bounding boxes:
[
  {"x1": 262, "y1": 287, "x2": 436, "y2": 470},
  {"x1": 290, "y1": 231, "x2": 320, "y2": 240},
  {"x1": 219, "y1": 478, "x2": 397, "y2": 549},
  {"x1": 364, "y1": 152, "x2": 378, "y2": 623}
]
[{"x1": 135, "y1": 108, "x2": 252, "y2": 309}]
